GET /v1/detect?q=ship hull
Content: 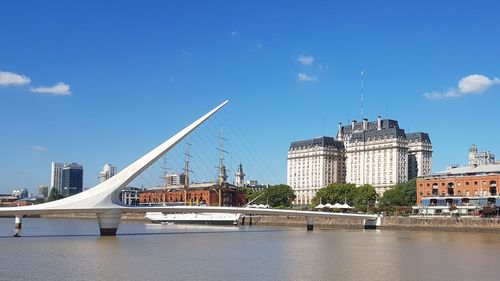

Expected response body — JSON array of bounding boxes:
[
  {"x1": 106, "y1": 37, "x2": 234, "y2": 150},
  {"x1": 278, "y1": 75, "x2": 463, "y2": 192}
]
[{"x1": 145, "y1": 212, "x2": 240, "y2": 226}]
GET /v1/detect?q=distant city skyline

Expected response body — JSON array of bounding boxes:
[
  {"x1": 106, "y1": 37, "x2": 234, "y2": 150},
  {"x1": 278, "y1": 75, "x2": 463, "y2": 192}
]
[{"x1": 1, "y1": 1, "x2": 499, "y2": 193}]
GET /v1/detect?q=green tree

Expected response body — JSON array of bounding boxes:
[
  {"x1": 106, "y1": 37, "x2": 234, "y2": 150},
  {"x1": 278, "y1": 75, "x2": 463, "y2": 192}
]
[
  {"x1": 379, "y1": 179, "x2": 416, "y2": 211},
  {"x1": 48, "y1": 187, "x2": 64, "y2": 201},
  {"x1": 241, "y1": 187, "x2": 254, "y2": 199},
  {"x1": 310, "y1": 183, "x2": 357, "y2": 207},
  {"x1": 353, "y1": 184, "x2": 378, "y2": 212},
  {"x1": 310, "y1": 183, "x2": 377, "y2": 212},
  {"x1": 32, "y1": 198, "x2": 46, "y2": 204},
  {"x1": 247, "y1": 184, "x2": 295, "y2": 208}
]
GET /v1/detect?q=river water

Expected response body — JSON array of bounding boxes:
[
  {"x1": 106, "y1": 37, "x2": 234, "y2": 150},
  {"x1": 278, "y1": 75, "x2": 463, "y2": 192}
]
[{"x1": 0, "y1": 218, "x2": 499, "y2": 281}]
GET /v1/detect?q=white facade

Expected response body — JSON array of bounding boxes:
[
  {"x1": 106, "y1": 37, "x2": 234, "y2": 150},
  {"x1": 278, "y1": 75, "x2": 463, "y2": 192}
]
[
  {"x1": 100, "y1": 164, "x2": 117, "y2": 183},
  {"x1": 50, "y1": 162, "x2": 64, "y2": 192},
  {"x1": 468, "y1": 144, "x2": 496, "y2": 167},
  {"x1": 164, "y1": 173, "x2": 187, "y2": 187},
  {"x1": 287, "y1": 137, "x2": 345, "y2": 206},
  {"x1": 338, "y1": 118, "x2": 410, "y2": 194},
  {"x1": 287, "y1": 117, "x2": 432, "y2": 202},
  {"x1": 234, "y1": 163, "x2": 245, "y2": 187},
  {"x1": 407, "y1": 133, "x2": 433, "y2": 179}
]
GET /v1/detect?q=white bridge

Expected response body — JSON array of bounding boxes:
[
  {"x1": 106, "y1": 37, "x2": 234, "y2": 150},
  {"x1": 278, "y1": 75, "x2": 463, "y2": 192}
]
[{"x1": 0, "y1": 100, "x2": 380, "y2": 236}]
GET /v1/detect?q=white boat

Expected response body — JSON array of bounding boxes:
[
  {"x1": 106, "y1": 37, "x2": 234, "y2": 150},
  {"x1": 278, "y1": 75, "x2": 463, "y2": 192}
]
[{"x1": 145, "y1": 212, "x2": 241, "y2": 225}]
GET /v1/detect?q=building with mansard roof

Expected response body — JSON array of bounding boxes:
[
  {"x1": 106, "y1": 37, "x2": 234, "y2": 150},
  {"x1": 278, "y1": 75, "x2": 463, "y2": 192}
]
[
  {"x1": 337, "y1": 117, "x2": 432, "y2": 195},
  {"x1": 287, "y1": 136, "x2": 346, "y2": 206},
  {"x1": 287, "y1": 117, "x2": 432, "y2": 206}
]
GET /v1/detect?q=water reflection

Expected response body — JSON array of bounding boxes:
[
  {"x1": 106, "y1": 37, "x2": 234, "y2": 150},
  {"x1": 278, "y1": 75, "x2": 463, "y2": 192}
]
[{"x1": 0, "y1": 218, "x2": 499, "y2": 281}]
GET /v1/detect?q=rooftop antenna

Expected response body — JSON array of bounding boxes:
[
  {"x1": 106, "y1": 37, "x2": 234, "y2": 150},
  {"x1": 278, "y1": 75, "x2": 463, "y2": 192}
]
[
  {"x1": 322, "y1": 115, "x2": 325, "y2": 136},
  {"x1": 386, "y1": 104, "x2": 389, "y2": 119},
  {"x1": 360, "y1": 68, "x2": 365, "y2": 120}
]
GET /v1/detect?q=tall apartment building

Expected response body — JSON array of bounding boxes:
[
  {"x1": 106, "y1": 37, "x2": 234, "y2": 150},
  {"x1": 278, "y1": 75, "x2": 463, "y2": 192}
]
[
  {"x1": 99, "y1": 164, "x2": 117, "y2": 183},
  {"x1": 61, "y1": 163, "x2": 83, "y2": 196},
  {"x1": 287, "y1": 136, "x2": 345, "y2": 206},
  {"x1": 163, "y1": 173, "x2": 187, "y2": 187},
  {"x1": 50, "y1": 162, "x2": 64, "y2": 193}
]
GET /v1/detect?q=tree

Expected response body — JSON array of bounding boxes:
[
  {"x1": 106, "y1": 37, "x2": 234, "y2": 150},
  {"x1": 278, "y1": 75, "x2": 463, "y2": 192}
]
[
  {"x1": 353, "y1": 184, "x2": 378, "y2": 212},
  {"x1": 32, "y1": 198, "x2": 46, "y2": 205},
  {"x1": 48, "y1": 187, "x2": 64, "y2": 201},
  {"x1": 241, "y1": 187, "x2": 254, "y2": 199},
  {"x1": 247, "y1": 184, "x2": 296, "y2": 208},
  {"x1": 379, "y1": 179, "x2": 417, "y2": 211},
  {"x1": 310, "y1": 183, "x2": 377, "y2": 212}
]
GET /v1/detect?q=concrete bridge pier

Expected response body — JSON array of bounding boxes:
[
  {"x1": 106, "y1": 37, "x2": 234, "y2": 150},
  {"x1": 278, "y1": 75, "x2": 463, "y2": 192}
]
[
  {"x1": 306, "y1": 216, "x2": 314, "y2": 231},
  {"x1": 97, "y1": 209, "x2": 122, "y2": 236},
  {"x1": 363, "y1": 216, "x2": 382, "y2": 229},
  {"x1": 13, "y1": 215, "x2": 23, "y2": 237}
]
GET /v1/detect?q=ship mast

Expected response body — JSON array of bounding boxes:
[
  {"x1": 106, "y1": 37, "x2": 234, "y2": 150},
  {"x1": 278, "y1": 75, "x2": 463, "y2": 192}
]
[
  {"x1": 183, "y1": 142, "x2": 192, "y2": 205},
  {"x1": 217, "y1": 128, "x2": 228, "y2": 206},
  {"x1": 161, "y1": 157, "x2": 169, "y2": 206}
]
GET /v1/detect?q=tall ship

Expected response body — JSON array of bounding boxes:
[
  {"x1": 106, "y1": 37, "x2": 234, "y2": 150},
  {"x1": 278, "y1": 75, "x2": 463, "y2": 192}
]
[
  {"x1": 143, "y1": 131, "x2": 247, "y2": 225},
  {"x1": 145, "y1": 212, "x2": 240, "y2": 225}
]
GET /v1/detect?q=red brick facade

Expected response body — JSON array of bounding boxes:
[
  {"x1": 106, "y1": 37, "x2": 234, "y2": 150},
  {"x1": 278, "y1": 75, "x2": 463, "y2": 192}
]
[
  {"x1": 139, "y1": 188, "x2": 246, "y2": 207},
  {"x1": 416, "y1": 174, "x2": 499, "y2": 204}
]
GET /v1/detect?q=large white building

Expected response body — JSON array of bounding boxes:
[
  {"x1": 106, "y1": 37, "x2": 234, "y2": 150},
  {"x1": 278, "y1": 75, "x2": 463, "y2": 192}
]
[
  {"x1": 50, "y1": 162, "x2": 64, "y2": 192},
  {"x1": 51, "y1": 162, "x2": 84, "y2": 196},
  {"x1": 468, "y1": 144, "x2": 496, "y2": 167},
  {"x1": 337, "y1": 117, "x2": 432, "y2": 194},
  {"x1": 287, "y1": 137, "x2": 346, "y2": 206},
  {"x1": 287, "y1": 117, "x2": 432, "y2": 204},
  {"x1": 99, "y1": 164, "x2": 117, "y2": 183},
  {"x1": 407, "y1": 132, "x2": 433, "y2": 179}
]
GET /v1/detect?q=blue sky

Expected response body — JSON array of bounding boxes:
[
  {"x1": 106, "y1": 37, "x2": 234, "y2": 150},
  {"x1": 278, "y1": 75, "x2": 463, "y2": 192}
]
[{"x1": 1, "y1": 1, "x2": 499, "y2": 194}]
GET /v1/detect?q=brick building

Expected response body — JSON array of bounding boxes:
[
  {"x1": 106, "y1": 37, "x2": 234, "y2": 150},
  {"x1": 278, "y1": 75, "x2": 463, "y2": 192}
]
[
  {"x1": 415, "y1": 164, "x2": 499, "y2": 216},
  {"x1": 139, "y1": 182, "x2": 246, "y2": 207}
]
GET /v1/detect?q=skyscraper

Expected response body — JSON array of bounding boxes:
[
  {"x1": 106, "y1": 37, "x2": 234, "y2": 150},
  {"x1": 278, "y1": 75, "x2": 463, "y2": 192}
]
[
  {"x1": 61, "y1": 163, "x2": 83, "y2": 196},
  {"x1": 99, "y1": 164, "x2": 117, "y2": 183},
  {"x1": 50, "y1": 162, "x2": 64, "y2": 193}
]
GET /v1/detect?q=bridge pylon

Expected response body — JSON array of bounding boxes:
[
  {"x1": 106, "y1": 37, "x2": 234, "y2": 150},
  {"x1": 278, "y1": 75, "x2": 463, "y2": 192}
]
[{"x1": 97, "y1": 209, "x2": 123, "y2": 236}]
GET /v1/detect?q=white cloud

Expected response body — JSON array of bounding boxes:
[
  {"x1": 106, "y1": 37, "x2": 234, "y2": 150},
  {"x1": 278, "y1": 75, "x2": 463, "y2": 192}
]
[
  {"x1": 298, "y1": 73, "x2": 317, "y2": 82},
  {"x1": 424, "y1": 74, "x2": 499, "y2": 100},
  {"x1": 458, "y1": 74, "x2": 499, "y2": 94},
  {"x1": 231, "y1": 31, "x2": 239, "y2": 37},
  {"x1": 32, "y1": 146, "x2": 48, "y2": 152},
  {"x1": 297, "y1": 55, "x2": 314, "y2": 65},
  {"x1": 0, "y1": 71, "x2": 31, "y2": 86},
  {"x1": 30, "y1": 82, "x2": 72, "y2": 96},
  {"x1": 423, "y1": 89, "x2": 459, "y2": 100}
]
